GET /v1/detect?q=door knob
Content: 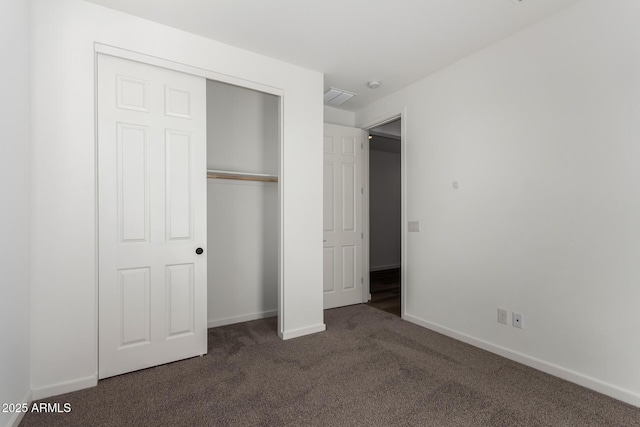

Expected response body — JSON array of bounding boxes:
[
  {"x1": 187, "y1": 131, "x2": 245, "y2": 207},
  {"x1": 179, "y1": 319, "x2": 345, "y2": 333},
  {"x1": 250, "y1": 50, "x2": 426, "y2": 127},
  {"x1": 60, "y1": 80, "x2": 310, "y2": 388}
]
[{"x1": 195, "y1": 248, "x2": 204, "y2": 255}]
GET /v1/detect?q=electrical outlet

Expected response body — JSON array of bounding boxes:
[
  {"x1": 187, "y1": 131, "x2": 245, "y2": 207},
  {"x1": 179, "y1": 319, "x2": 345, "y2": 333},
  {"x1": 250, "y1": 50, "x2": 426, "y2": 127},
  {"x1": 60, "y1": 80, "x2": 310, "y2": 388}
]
[
  {"x1": 512, "y1": 312, "x2": 523, "y2": 329},
  {"x1": 497, "y1": 308, "x2": 507, "y2": 325}
]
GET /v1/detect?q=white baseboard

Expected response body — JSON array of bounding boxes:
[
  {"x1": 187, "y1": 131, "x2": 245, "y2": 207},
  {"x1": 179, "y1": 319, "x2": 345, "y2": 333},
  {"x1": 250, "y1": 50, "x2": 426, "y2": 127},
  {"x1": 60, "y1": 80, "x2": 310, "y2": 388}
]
[
  {"x1": 208, "y1": 310, "x2": 277, "y2": 328},
  {"x1": 6, "y1": 389, "x2": 32, "y2": 427},
  {"x1": 280, "y1": 323, "x2": 326, "y2": 340},
  {"x1": 404, "y1": 313, "x2": 640, "y2": 408},
  {"x1": 31, "y1": 375, "x2": 97, "y2": 401},
  {"x1": 370, "y1": 264, "x2": 401, "y2": 272}
]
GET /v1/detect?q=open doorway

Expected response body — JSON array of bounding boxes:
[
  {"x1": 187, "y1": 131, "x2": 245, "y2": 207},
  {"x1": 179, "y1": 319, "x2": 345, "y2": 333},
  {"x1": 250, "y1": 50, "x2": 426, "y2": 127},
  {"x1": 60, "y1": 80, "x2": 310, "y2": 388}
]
[{"x1": 366, "y1": 118, "x2": 401, "y2": 317}]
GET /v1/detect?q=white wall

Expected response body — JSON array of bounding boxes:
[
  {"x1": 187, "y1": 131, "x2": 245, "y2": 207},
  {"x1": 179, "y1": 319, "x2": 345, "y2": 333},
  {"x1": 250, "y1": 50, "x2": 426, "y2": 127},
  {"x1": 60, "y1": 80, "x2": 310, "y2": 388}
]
[
  {"x1": 324, "y1": 106, "x2": 355, "y2": 127},
  {"x1": 207, "y1": 81, "x2": 280, "y2": 176},
  {"x1": 206, "y1": 80, "x2": 278, "y2": 326},
  {"x1": 30, "y1": 0, "x2": 324, "y2": 399},
  {"x1": 369, "y1": 147, "x2": 401, "y2": 271},
  {"x1": 0, "y1": 0, "x2": 31, "y2": 425},
  {"x1": 356, "y1": 0, "x2": 640, "y2": 406}
]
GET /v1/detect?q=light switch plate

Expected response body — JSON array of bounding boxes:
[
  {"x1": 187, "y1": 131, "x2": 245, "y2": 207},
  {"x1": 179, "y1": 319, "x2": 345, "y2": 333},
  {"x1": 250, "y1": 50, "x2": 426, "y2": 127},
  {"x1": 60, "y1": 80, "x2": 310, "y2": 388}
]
[
  {"x1": 408, "y1": 221, "x2": 421, "y2": 232},
  {"x1": 498, "y1": 308, "x2": 507, "y2": 325}
]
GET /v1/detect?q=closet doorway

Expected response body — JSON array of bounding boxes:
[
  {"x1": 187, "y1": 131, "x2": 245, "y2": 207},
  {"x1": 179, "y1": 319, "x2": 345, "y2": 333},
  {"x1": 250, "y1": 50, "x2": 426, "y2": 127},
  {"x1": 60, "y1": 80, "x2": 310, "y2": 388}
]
[
  {"x1": 206, "y1": 80, "x2": 280, "y2": 328},
  {"x1": 366, "y1": 118, "x2": 402, "y2": 317},
  {"x1": 97, "y1": 48, "x2": 282, "y2": 379}
]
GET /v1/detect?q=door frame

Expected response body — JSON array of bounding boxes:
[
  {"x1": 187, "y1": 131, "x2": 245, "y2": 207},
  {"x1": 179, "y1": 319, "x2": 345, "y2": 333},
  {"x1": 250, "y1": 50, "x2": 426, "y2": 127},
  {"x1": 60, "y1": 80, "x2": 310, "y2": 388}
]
[
  {"x1": 94, "y1": 43, "x2": 285, "y2": 374},
  {"x1": 359, "y1": 109, "x2": 407, "y2": 318}
]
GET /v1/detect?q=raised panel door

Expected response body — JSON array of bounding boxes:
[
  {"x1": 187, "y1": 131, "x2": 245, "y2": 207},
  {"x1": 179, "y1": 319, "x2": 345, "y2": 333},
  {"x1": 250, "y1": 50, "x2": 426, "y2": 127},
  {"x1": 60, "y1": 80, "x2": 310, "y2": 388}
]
[
  {"x1": 98, "y1": 54, "x2": 207, "y2": 379},
  {"x1": 323, "y1": 124, "x2": 364, "y2": 309}
]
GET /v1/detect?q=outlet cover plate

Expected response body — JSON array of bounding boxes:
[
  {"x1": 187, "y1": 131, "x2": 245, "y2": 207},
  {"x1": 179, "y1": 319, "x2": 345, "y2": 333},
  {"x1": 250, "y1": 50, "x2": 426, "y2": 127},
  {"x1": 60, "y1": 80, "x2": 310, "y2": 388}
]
[{"x1": 512, "y1": 312, "x2": 523, "y2": 329}]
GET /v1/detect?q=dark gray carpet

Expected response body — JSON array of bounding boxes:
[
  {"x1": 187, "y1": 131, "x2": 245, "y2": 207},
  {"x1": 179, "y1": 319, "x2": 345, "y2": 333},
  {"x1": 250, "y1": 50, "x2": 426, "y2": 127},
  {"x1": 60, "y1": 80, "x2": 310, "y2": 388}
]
[{"x1": 21, "y1": 305, "x2": 640, "y2": 426}]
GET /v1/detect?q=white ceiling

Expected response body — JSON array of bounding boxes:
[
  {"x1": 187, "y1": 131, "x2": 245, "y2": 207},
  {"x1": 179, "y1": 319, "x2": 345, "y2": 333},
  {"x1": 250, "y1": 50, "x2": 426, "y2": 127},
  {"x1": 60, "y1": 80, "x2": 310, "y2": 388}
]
[{"x1": 84, "y1": 0, "x2": 582, "y2": 111}]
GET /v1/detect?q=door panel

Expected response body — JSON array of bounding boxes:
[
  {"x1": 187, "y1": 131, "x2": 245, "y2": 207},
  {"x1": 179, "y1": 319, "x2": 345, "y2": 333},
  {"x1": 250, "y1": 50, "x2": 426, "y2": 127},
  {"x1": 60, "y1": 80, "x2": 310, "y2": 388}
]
[
  {"x1": 118, "y1": 123, "x2": 149, "y2": 243},
  {"x1": 165, "y1": 129, "x2": 194, "y2": 240},
  {"x1": 323, "y1": 124, "x2": 364, "y2": 309},
  {"x1": 323, "y1": 247, "x2": 335, "y2": 292},
  {"x1": 166, "y1": 263, "x2": 195, "y2": 338},
  {"x1": 323, "y1": 162, "x2": 334, "y2": 231},
  {"x1": 98, "y1": 54, "x2": 207, "y2": 379},
  {"x1": 119, "y1": 267, "x2": 150, "y2": 347},
  {"x1": 342, "y1": 163, "x2": 356, "y2": 231}
]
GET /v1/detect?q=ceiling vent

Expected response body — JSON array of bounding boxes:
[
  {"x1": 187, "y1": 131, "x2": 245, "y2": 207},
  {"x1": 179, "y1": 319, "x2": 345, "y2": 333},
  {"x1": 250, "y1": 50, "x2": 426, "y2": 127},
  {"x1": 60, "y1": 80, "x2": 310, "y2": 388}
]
[{"x1": 324, "y1": 87, "x2": 356, "y2": 106}]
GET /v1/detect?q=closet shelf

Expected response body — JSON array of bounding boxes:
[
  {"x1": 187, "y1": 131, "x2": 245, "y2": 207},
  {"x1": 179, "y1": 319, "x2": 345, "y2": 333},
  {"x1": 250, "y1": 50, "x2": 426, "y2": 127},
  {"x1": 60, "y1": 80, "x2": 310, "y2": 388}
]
[{"x1": 207, "y1": 169, "x2": 278, "y2": 183}]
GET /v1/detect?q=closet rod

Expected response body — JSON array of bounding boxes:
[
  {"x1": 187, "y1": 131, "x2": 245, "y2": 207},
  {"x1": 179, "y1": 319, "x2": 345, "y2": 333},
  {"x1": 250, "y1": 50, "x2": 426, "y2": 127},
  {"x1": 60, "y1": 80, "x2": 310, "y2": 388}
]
[{"x1": 206, "y1": 169, "x2": 278, "y2": 183}]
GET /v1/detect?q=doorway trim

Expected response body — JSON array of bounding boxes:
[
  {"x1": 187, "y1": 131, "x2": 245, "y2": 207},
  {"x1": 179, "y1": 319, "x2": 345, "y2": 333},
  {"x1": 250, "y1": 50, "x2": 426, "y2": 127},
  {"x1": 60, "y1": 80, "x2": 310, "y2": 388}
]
[{"x1": 359, "y1": 109, "x2": 407, "y2": 318}]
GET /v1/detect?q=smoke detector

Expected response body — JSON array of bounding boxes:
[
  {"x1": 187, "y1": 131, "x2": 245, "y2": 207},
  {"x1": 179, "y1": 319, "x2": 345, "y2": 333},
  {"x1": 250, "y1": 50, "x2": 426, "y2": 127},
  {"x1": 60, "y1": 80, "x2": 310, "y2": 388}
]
[{"x1": 367, "y1": 81, "x2": 381, "y2": 89}]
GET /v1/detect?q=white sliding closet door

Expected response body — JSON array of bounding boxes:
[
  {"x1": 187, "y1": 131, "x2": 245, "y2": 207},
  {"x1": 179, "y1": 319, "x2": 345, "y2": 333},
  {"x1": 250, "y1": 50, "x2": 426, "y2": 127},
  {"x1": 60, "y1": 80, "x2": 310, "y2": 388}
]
[
  {"x1": 98, "y1": 54, "x2": 207, "y2": 379},
  {"x1": 323, "y1": 124, "x2": 365, "y2": 309}
]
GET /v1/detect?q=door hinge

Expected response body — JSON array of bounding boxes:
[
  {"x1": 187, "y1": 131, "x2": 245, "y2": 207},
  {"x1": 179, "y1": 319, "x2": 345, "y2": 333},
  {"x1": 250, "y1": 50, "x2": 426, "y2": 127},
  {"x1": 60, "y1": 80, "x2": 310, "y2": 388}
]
[
  {"x1": 361, "y1": 232, "x2": 364, "y2": 239},
  {"x1": 361, "y1": 277, "x2": 364, "y2": 284},
  {"x1": 361, "y1": 187, "x2": 363, "y2": 194}
]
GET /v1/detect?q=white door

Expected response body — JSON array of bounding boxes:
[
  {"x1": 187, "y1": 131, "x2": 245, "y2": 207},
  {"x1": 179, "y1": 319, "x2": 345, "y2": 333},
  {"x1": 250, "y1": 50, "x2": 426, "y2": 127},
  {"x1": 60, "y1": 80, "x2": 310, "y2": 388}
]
[
  {"x1": 98, "y1": 54, "x2": 207, "y2": 379},
  {"x1": 323, "y1": 124, "x2": 365, "y2": 309}
]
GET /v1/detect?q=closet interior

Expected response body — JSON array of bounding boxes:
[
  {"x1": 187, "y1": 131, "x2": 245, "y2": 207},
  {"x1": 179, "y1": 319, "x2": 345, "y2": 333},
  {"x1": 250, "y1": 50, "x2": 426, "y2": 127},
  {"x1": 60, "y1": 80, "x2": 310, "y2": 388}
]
[{"x1": 206, "y1": 79, "x2": 280, "y2": 328}]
